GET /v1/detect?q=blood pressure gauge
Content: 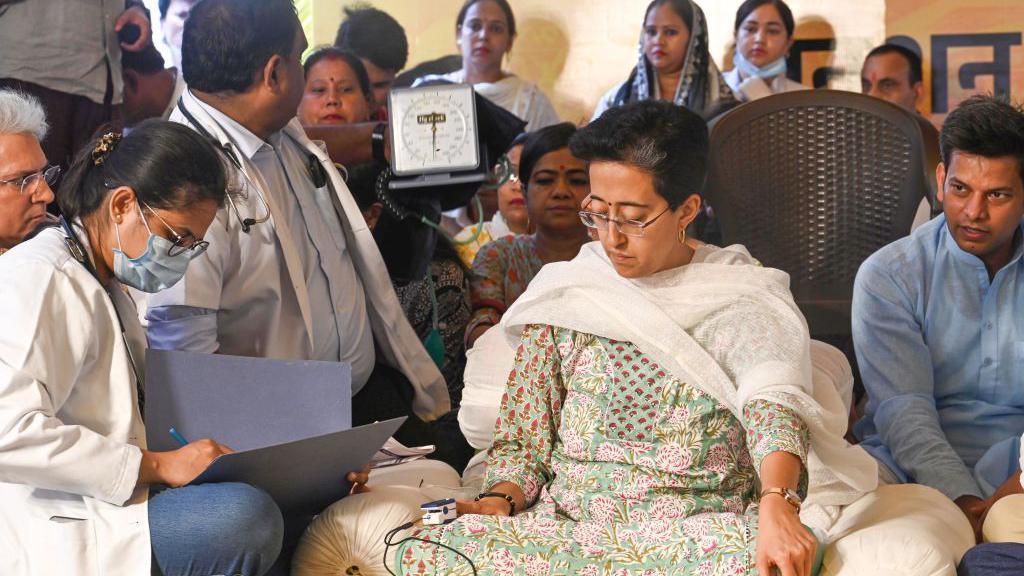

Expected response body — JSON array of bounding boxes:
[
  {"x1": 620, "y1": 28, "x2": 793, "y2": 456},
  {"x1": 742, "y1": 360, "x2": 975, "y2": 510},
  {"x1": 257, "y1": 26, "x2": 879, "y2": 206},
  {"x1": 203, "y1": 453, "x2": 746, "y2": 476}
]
[{"x1": 388, "y1": 83, "x2": 480, "y2": 178}]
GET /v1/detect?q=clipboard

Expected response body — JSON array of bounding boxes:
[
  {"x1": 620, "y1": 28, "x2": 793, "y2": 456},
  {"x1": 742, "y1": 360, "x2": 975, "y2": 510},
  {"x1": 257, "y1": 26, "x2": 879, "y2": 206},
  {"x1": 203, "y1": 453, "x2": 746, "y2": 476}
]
[
  {"x1": 191, "y1": 417, "x2": 404, "y2": 514},
  {"x1": 144, "y1": 349, "x2": 400, "y2": 514}
]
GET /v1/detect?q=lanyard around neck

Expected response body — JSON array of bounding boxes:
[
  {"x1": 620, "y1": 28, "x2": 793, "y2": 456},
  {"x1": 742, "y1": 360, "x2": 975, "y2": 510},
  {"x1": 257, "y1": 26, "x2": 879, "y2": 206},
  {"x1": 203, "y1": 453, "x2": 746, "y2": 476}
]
[{"x1": 59, "y1": 216, "x2": 146, "y2": 398}]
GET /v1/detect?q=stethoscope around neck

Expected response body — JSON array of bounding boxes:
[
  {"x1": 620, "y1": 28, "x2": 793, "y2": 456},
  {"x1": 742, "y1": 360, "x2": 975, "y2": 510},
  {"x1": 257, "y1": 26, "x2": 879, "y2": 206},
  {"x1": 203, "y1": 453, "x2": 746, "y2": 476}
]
[
  {"x1": 58, "y1": 215, "x2": 145, "y2": 390},
  {"x1": 174, "y1": 97, "x2": 331, "y2": 234},
  {"x1": 175, "y1": 98, "x2": 271, "y2": 234}
]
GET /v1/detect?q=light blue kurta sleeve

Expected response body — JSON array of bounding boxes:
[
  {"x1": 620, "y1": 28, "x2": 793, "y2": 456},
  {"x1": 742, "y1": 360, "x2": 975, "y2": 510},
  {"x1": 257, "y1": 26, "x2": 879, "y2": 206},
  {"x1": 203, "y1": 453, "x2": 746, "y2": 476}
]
[
  {"x1": 852, "y1": 255, "x2": 983, "y2": 500},
  {"x1": 146, "y1": 306, "x2": 220, "y2": 353}
]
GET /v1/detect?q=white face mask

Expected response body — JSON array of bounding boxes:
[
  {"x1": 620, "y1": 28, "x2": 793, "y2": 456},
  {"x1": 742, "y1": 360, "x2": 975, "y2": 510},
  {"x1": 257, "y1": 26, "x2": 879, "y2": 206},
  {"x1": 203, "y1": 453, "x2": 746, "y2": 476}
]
[
  {"x1": 111, "y1": 203, "x2": 197, "y2": 293},
  {"x1": 733, "y1": 50, "x2": 788, "y2": 79}
]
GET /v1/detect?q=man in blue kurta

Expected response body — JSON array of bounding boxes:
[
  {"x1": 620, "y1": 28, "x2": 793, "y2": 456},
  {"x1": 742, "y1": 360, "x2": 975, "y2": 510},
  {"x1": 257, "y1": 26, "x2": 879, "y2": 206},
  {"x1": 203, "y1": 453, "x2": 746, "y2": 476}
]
[{"x1": 853, "y1": 96, "x2": 1024, "y2": 573}]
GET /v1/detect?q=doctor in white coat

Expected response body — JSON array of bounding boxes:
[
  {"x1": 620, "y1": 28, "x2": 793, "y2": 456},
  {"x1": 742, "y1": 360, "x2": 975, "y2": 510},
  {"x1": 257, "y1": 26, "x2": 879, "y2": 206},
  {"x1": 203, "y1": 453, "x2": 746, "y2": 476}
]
[
  {"x1": 146, "y1": 0, "x2": 451, "y2": 449},
  {"x1": 0, "y1": 121, "x2": 284, "y2": 576}
]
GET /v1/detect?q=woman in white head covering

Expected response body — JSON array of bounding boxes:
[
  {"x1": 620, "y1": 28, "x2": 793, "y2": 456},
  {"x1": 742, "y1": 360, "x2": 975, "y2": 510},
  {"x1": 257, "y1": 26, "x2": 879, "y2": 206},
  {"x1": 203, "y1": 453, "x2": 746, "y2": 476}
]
[{"x1": 592, "y1": 0, "x2": 738, "y2": 121}]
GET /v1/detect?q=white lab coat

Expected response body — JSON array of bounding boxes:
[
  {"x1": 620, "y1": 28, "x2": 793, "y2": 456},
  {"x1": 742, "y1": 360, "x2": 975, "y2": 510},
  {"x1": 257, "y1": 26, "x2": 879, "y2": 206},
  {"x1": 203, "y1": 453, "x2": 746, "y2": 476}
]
[
  {"x1": 0, "y1": 227, "x2": 151, "y2": 576},
  {"x1": 151, "y1": 91, "x2": 450, "y2": 420}
]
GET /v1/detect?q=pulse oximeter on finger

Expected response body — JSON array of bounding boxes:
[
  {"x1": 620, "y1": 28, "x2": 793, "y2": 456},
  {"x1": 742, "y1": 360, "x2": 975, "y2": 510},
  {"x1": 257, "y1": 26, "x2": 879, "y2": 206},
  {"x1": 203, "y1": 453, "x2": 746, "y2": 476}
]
[{"x1": 420, "y1": 498, "x2": 458, "y2": 526}]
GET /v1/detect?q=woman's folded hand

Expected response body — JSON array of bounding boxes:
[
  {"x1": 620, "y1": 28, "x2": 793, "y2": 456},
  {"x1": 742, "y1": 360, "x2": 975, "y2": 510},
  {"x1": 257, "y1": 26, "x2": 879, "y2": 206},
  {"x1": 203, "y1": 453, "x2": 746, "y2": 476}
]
[
  {"x1": 756, "y1": 495, "x2": 817, "y2": 576},
  {"x1": 455, "y1": 497, "x2": 511, "y2": 517}
]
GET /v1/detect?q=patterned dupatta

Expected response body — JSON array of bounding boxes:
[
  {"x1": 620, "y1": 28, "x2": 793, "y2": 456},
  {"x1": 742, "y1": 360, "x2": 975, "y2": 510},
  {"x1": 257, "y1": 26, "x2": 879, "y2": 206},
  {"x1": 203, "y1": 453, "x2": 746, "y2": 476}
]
[{"x1": 613, "y1": 0, "x2": 737, "y2": 117}]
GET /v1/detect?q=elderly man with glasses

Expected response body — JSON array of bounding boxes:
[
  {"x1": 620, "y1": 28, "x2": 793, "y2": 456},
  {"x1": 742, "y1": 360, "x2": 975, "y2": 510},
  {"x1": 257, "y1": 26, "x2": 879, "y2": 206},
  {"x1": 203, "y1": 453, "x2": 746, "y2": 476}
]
[{"x1": 0, "y1": 90, "x2": 59, "y2": 255}]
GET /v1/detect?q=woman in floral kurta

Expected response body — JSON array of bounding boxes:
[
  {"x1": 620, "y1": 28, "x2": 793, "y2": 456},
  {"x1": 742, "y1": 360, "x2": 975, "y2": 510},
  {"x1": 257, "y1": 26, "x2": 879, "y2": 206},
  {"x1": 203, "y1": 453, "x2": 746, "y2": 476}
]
[
  {"x1": 466, "y1": 235, "x2": 544, "y2": 342},
  {"x1": 464, "y1": 123, "x2": 591, "y2": 347},
  {"x1": 396, "y1": 324, "x2": 809, "y2": 575},
  {"x1": 392, "y1": 101, "x2": 839, "y2": 576}
]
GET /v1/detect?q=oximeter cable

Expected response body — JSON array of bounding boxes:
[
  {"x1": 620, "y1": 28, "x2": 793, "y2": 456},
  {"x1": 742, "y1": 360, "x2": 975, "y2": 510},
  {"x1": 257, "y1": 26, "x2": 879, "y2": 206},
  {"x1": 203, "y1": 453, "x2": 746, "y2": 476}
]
[{"x1": 382, "y1": 521, "x2": 479, "y2": 576}]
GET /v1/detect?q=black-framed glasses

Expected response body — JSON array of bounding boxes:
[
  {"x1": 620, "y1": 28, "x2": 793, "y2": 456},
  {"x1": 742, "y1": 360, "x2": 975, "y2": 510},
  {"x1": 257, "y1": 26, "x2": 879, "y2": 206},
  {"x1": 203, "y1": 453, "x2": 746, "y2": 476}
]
[
  {"x1": 0, "y1": 165, "x2": 61, "y2": 196},
  {"x1": 141, "y1": 203, "x2": 210, "y2": 258},
  {"x1": 578, "y1": 206, "x2": 671, "y2": 237}
]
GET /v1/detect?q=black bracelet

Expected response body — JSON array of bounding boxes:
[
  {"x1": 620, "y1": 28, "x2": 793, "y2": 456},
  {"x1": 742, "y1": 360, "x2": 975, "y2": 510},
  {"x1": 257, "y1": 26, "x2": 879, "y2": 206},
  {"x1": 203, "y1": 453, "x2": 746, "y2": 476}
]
[
  {"x1": 475, "y1": 491, "x2": 515, "y2": 516},
  {"x1": 371, "y1": 122, "x2": 388, "y2": 166}
]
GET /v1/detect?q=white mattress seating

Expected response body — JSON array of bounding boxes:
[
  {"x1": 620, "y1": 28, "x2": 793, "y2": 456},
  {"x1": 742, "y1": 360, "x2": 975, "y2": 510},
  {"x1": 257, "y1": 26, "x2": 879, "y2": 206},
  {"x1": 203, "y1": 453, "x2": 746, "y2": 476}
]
[{"x1": 293, "y1": 340, "x2": 974, "y2": 576}]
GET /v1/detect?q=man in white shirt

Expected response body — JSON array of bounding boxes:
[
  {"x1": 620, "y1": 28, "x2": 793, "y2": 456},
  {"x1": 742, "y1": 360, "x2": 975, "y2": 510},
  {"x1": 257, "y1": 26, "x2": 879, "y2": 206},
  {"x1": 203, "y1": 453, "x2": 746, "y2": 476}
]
[{"x1": 147, "y1": 0, "x2": 451, "y2": 455}]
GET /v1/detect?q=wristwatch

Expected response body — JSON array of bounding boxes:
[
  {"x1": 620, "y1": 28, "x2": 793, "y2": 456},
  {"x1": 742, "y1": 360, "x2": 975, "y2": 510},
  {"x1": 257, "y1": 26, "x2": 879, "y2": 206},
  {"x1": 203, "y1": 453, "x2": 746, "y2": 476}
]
[{"x1": 760, "y1": 487, "x2": 802, "y2": 511}]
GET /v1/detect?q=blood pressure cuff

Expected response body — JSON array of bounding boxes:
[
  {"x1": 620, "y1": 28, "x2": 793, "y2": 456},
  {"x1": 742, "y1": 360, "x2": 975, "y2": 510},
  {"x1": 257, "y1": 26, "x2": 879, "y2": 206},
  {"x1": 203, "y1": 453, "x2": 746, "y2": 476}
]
[
  {"x1": 377, "y1": 83, "x2": 527, "y2": 283},
  {"x1": 406, "y1": 80, "x2": 527, "y2": 211}
]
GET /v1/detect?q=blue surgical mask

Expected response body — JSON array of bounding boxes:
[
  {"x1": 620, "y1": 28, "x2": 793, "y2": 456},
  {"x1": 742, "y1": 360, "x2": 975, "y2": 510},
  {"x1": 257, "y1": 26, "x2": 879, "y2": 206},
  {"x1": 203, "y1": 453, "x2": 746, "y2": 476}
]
[
  {"x1": 733, "y1": 50, "x2": 788, "y2": 79},
  {"x1": 112, "y1": 205, "x2": 193, "y2": 293}
]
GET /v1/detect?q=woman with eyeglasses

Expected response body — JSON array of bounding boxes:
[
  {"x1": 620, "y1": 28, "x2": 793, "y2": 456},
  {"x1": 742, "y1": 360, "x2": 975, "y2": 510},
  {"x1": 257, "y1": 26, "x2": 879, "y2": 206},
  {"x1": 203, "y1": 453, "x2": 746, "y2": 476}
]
[
  {"x1": 452, "y1": 132, "x2": 531, "y2": 268},
  {"x1": 0, "y1": 90, "x2": 58, "y2": 256},
  {"x1": 464, "y1": 122, "x2": 590, "y2": 348},
  {"x1": 394, "y1": 102, "x2": 878, "y2": 576},
  {"x1": 0, "y1": 120, "x2": 287, "y2": 576}
]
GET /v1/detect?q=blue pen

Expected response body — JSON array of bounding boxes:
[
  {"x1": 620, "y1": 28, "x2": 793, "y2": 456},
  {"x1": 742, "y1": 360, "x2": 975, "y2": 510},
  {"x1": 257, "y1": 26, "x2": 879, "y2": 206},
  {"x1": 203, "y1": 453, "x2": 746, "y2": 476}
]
[{"x1": 169, "y1": 427, "x2": 189, "y2": 447}]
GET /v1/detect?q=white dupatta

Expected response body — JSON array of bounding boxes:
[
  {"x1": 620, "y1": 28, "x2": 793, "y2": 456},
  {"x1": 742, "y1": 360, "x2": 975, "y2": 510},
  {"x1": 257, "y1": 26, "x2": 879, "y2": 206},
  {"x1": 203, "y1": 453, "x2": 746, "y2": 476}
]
[{"x1": 500, "y1": 242, "x2": 877, "y2": 537}]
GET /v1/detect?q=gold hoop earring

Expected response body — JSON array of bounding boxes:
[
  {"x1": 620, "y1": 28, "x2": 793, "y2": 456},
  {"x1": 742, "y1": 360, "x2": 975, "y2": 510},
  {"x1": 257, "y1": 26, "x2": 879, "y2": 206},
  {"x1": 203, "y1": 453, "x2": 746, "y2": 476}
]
[{"x1": 678, "y1": 228, "x2": 687, "y2": 245}]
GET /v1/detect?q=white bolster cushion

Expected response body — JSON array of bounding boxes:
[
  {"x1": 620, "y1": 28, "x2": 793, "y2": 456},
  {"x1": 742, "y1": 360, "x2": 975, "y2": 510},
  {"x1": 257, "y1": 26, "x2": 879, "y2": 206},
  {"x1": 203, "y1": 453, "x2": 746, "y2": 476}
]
[
  {"x1": 292, "y1": 486, "x2": 427, "y2": 576},
  {"x1": 821, "y1": 484, "x2": 975, "y2": 576}
]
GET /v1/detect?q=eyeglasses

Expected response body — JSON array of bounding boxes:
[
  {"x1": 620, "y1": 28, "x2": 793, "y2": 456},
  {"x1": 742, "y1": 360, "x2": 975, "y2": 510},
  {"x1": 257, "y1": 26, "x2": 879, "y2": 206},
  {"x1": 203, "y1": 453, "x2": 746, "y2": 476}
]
[
  {"x1": 480, "y1": 153, "x2": 516, "y2": 191},
  {"x1": 578, "y1": 206, "x2": 671, "y2": 237},
  {"x1": 141, "y1": 203, "x2": 210, "y2": 258},
  {"x1": 0, "y1": 165, "x2": 61, "y2": 196}
]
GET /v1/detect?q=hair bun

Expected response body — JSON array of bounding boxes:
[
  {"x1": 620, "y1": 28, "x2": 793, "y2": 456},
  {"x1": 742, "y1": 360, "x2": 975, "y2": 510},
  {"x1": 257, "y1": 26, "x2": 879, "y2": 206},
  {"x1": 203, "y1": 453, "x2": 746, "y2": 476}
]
[{"x1": 91, "y1": 131, "x2": 123, "y2": 166}]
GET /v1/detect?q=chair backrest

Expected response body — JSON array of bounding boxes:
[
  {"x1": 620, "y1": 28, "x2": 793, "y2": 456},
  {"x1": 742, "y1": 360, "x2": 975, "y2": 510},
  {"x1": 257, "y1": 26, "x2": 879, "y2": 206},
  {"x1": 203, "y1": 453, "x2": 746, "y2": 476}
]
[
  {"x1": 704, "y1": 90, "x2": 929, "y2": 336},
  {"x1": 914, "y1": 114, "x2": 943, "y2": 216}
]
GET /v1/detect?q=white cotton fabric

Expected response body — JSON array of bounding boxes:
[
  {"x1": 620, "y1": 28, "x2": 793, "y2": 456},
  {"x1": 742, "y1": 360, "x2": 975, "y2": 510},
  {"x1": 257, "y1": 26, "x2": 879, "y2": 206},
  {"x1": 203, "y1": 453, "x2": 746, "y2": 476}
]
[
  {"x1": 458, "y1": 326, "x2": 518, "y2": 449},
  {"x1": 459, "y1": 330, "x2": 856, "y2": 474},
  {"x1": 821, "y1": 484, "x2": 974, "y2": 575},
  {"x1": 983, "y1": 494, "x2": 1024, "y2": 544},
  {"x1": 722, "y1": 68, "x2": 809, "y2": 103},
  {"x1": 501, "y1": 241, "x2": 878, "y2": 535},
  {"x1": 294, "y1": 460, "x2": 463, "y2": 576},
  {"x1": 367, "y1": 458, "x2": 462, "y2": 491}
]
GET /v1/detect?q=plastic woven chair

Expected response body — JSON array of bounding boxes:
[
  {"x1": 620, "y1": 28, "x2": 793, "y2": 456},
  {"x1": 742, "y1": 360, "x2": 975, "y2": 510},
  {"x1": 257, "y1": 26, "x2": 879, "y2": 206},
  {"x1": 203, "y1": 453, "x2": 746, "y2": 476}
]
[{"x1": 703, "y1": 90, "x2": 930, "y2": 337}]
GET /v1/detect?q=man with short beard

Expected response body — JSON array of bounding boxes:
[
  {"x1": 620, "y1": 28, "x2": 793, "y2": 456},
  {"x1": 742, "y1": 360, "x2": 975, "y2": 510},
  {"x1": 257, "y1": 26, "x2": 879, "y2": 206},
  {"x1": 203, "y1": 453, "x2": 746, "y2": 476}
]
[{"x1": 853, "y1": 96, "x2": 1024, "y2": 574}]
